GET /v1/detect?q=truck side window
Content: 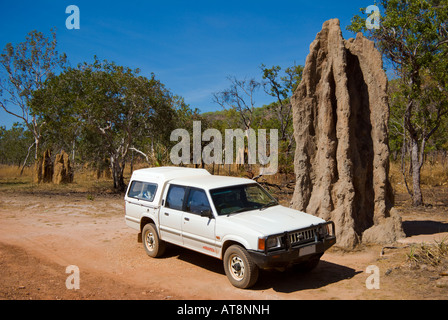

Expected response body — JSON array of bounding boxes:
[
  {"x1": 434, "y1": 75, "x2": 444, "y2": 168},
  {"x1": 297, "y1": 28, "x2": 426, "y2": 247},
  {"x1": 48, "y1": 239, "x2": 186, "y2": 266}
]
[
  {"x1": 165, "y1": 185, "x2": 186, "y2": 211},
  {"x1": 141, "y1": 183, "x2": 157, "y2": 202},
  {"x1": 128, "y1": 181, "x2": 143, "y2": 198},
  {"x1": 128, "y1": 181, "x2": 158, "y2": 202},
  {"x1": 186, "y1": 188, "x2": 211, "y2": 215}
]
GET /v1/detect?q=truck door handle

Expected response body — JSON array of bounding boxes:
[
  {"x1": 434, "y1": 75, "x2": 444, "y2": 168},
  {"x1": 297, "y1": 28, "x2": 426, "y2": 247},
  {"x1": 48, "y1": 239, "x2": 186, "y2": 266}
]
[
  {"x1": 184, "y1": 217, "x2": 190, "y2": 221},
  {"x1": 164, "y1": 212, "x2": 169, "y2": 216}
]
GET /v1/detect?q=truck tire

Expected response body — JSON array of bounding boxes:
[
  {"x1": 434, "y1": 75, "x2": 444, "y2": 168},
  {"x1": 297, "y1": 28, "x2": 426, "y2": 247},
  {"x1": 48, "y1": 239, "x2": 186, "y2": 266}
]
[
  {"x1": 142, "y1": 223, "x2": 166, "y2": 258},
  {"x1": 223, "y1": 245, "x2": 259, "y2": 289}
]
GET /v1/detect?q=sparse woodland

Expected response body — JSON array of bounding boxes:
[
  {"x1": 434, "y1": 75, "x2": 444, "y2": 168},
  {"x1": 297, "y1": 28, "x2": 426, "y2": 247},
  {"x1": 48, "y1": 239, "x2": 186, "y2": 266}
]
[{"x1": 1, "y1": 0, "x2": 447, "y2": 207}]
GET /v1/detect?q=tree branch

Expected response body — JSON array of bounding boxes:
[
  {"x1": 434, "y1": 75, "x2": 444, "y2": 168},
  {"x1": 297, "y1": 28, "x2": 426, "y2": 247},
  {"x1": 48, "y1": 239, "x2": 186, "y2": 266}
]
[
  {"x1": 129, "y1": 147, "x2": 150, "y2": 163},
  {"x1": 0, "y1": 101, "x2": 27, "y2": 123}
]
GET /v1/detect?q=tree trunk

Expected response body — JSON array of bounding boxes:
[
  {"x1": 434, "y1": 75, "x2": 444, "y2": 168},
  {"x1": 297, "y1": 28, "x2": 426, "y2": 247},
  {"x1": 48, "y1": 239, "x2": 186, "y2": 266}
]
[
  {"x1": 20, "y1": 141, "x2": 36, "y2": 175},
  {"x1": 410, "y1": 138, "x2": 423, "y2": 207},
  {"x1": 111, "y1": 155, "x2": 126, "y2": 192},
  {"x1": 34, "y1": 136, "x2": 40, "y2": 161}
]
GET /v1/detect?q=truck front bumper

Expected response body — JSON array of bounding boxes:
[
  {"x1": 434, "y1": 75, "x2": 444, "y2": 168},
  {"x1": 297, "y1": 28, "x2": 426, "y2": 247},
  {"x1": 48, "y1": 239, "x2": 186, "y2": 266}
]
[{"x1": 248, "y1": 224, "x2": 336, "y2": 269}]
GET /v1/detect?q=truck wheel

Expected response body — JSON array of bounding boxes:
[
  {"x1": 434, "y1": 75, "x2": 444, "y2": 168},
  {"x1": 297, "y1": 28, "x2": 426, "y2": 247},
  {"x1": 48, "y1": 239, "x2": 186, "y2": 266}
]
[
  {"x1": 142, "y1": 223, "x2": 166, "y2": 258},
  {"x1": 223, "y1": 245, "x2": 259, "y2": 289}
]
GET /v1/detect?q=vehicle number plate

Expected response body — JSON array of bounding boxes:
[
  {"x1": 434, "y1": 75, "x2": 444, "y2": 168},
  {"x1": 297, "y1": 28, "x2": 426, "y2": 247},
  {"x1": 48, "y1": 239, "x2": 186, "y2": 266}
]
[{"x1": 300, "y1": 245, "x2": 316, "y2": 256}]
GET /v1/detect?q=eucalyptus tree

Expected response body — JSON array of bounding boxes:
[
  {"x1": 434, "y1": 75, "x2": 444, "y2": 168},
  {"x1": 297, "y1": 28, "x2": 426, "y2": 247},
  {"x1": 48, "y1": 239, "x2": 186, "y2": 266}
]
[
  {"x1": 212, "y1": 76, "x2": 261, "y2": 131},
  {"x1": 260, "y1": 64, "x2": 303, "y2": 148},
  {"x1": 0, "y1": 123, "x2": 34, "y2": 166},
  {"x1": 33, "y1": 58, "x2": 176, "y2": 191},
  {"x1": 0, "y1": 29, "x2": 67, "y2": 168}
]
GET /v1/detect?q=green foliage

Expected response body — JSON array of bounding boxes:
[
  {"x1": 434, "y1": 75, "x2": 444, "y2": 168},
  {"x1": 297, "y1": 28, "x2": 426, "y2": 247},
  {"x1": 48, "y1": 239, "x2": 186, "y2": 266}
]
[
  {"x1": 260, "y1": 64, "x2": 303, "y2": 101},
  {"x1": 259, "y1": 63, "x2": 303, "y2": 145},
  {"x1": 0, "y1": 123, "x2": 34, "y2": 166},
  {"x1": 0, "y1": 29, "x2": 67, "y2": 160},
  {"x1": 32, "y1": 57, "x2": 177, "y2": 190},
  {"x1": 348, "y1": 0, "x2": 447, "y2": 75},
  {"x1": 388, "y1": 79, "x2": 406, "y2": 156},
  {"x1": 0, "y1": 29, "x2": 67, "y2": 102},
  {"x1": 347, "y1": 0, "x2": 448, "y2": 99}
]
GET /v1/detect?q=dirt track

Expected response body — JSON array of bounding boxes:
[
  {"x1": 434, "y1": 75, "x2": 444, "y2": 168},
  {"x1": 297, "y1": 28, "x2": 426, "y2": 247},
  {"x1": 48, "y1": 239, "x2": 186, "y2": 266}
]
[{"x1": 1, "y1": 192, "x2": 447, "y2": 300}]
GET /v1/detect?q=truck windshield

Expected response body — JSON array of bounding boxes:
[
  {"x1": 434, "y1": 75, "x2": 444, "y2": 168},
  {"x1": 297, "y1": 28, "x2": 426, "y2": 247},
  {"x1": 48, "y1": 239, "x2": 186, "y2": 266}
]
[{"x1": 210, "y1": 183, "x2": 278, "y2": 216}]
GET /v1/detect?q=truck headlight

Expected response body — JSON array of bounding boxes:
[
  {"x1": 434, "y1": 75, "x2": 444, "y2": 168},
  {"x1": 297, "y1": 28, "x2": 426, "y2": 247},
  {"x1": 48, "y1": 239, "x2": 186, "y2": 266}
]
[
  {"x1": 258, "y1": 235, "x2": 284, "y2": 251},
  {"x1": 266, "y1": 236, "x2": 283, "y2": 250},
  {"x1": 319, "y1": 224, "x2": 330, "y2": 237}
]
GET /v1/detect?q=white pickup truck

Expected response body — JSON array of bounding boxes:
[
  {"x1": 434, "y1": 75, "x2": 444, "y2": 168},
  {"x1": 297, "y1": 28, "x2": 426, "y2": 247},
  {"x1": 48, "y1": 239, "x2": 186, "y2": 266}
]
[{"x1": 124, "y1": 167, "x2": 336, "y2": 289}]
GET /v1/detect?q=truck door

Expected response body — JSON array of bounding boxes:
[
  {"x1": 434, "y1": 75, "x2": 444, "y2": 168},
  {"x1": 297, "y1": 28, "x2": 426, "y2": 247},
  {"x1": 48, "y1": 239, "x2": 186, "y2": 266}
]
[
  {"x1": 159, "y1": 184, "x2": 186, "y2": 246},
  {"x1": 182, "y1": 188, "x2": 217, "y2": 257}
]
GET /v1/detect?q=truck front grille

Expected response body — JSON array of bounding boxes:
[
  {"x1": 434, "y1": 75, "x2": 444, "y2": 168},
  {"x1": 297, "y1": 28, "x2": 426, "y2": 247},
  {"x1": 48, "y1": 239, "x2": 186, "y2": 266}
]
[{"x1": 288, "y1": 227, "x2": 317, "y2": 246}]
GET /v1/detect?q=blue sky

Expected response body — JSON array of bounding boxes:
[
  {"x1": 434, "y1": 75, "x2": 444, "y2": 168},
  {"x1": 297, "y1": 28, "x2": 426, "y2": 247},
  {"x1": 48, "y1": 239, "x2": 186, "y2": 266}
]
[{"x1": 0, "y1": 0, "x2": 374, "y2": 129}]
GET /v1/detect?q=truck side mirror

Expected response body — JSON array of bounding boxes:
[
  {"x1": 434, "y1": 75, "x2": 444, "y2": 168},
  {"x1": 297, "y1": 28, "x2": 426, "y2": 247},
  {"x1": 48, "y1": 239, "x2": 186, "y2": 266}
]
[{"x1": 200, "y1": 209, "x2": 213, "y2": 218}]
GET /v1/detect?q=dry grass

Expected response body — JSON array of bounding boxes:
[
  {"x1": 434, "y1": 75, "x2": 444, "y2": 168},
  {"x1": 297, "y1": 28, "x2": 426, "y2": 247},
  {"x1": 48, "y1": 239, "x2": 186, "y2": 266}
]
[
  {"x1": 390, "y1": 162, "x2": 448, "y2": 191},
  {"x1": 0, "y1": 164, "x2": 120, "y2": 196},
  {"x1": 0, "y1": 164, "x2": 33, "y2": 179},
  {"x1": 390, "y1": 161, "x2": 448, "y2": 188},
  {"x1": 389, "y1": 161, "x2": 448, "y2": 206},
  {"x1": 407, "y1": 238, "x2": 448, "y2": 268},
  {"x1": 0, "y1": 161, "x2": 446, "y2": 204},
  {"x1": 421, "y1": 163, "x2": 448, "y2": 187}
]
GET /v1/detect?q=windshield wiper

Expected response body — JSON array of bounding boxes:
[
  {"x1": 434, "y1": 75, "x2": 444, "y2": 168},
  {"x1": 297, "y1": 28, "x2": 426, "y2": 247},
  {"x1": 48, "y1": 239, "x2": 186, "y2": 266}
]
[
  {"x1": 226, "y1": 201, "x2": 278, "y2": 216},
  {"x1": 228, "y1": 208, "x2": 249, "y2": 216},
  {"x1": 259, "y1": 201, "x2": 278, "y2": 211}
]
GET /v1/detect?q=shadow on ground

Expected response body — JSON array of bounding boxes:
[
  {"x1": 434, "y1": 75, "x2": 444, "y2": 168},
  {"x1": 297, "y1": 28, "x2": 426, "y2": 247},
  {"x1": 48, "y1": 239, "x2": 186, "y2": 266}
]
[
  {"x1": 164, "y1": 245, "x2": 360, "y2": 293},
  {"x1": 254, "y1": 261, "x2": 360, "y2": 293},
  {"x1": 403, "y1": 220, "x2": 448, "y2": 237}
]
